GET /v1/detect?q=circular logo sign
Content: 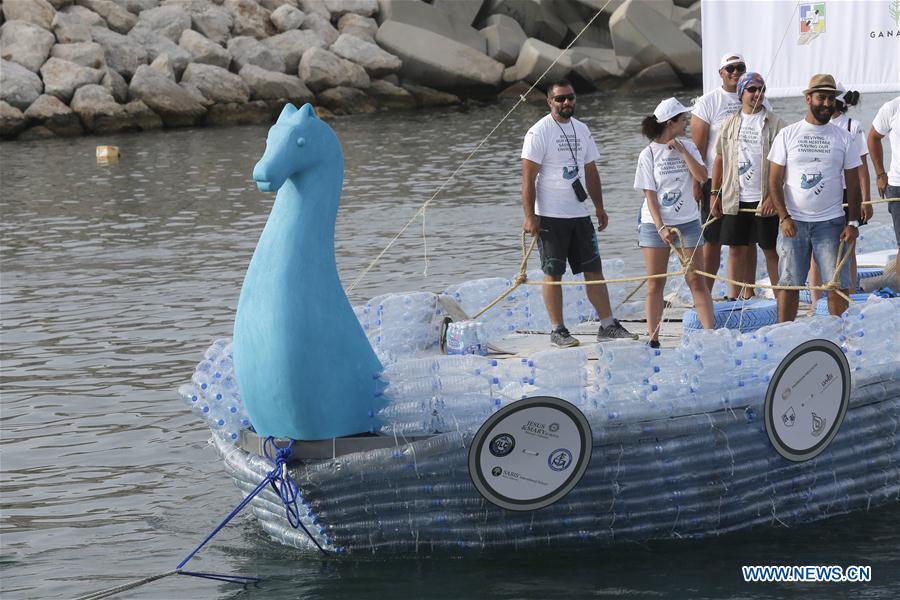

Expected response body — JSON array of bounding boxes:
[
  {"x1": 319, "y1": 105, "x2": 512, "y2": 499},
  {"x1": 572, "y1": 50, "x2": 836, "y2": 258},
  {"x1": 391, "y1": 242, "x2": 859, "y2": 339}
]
[
  {"x1": 764, "y1": 339, "x2": 850, "y2": 462},
  {"x1": 467, "y1": 396, "x2": 592, "y2": 511}
]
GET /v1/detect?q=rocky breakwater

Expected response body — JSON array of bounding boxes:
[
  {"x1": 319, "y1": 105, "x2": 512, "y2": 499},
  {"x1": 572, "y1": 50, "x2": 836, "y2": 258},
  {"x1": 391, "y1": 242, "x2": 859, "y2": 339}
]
[{"x1": 1, "y1": 0, "x2": 702, "y2": 140}]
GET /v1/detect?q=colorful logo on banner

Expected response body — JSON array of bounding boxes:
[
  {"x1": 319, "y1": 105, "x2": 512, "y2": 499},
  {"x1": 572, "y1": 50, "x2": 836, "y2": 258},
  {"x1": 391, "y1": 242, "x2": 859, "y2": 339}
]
[
  {"x1": 869, "y1": 0, "x2": 900, "y2": 38},
  {"x1": 799, "y1": 3, "x2": 826, "y2": 45},
  {"x1": 892, "y1": 1, "x2": 900, "y2": 26}
]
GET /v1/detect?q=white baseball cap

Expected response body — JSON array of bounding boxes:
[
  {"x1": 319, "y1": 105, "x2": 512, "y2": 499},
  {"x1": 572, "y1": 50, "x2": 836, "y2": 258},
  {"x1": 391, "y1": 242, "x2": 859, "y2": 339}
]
[
  {"x1": 654, "y1": 97, "x2": 690, "y2": 123},
  {"x1": 719, "y1": 52, "x2": 745, "y2": 69}
]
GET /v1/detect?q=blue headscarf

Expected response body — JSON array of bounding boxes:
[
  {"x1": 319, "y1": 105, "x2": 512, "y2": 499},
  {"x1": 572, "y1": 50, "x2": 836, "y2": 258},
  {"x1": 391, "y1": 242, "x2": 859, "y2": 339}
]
[{"x1": 737, "y1": 72, "x2": 766, "y2": 98}]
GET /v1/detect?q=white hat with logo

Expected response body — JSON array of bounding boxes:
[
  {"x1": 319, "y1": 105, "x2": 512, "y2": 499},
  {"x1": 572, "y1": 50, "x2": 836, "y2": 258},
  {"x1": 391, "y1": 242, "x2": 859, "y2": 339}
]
[
  {"x1": 719, "y1": 52, "x2": 745, "y2": 69},
  {"x1": 653, "y1": 97, "x2": 690, "y2": 123}
]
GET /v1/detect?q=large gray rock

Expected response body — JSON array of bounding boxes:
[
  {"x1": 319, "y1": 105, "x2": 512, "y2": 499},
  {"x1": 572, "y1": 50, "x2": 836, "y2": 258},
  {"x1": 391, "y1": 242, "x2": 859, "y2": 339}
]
[
  {"x1": 179, "y1": 29, "x2": 232, "y2": 69},
  {"x1": 262, "y1": 29, "x2": 324, "y2": 73},
  {"x1": 298, "y1": 0, "x2": 329, "y2": 18},
  {"x1": 0, "y1": 59, "x2": 44, "y2": 110},
  {"x1": 506, "y1": 38, "x2": 573, "y2": 85},
  {"x1": 69, "y1": 83, "x2": 128, "y2": 131},
  {"x1": 181, "y1": 62, "x2": 250, "y2": 103},
  {"x1": 0, "y1": 101, "x2": 28, "y2": 139},
  {"x1": 324, "y1": 0, "x2": 378, "y2": 18},
  {"x1": 227, "y1": 36, "x2": 286, "y2": 72},
  {"x1": 256, "y1": 0, "x2": 299, "y2": 10},
  {"x1": 301, "y1": 12, "x2": 339, "y2": 46},
  {"x1": 619, "y1": 60, "x2": 681, "y2": 92},
  {"x1": 223, "y1": 0, "x2": 275, "y2": 39},
  {"x1": 555, "y1": 0, "x2": 612, "y2": 49},
  {"x1": 122, "y1": 0, "x2": 159, "y2": 13},
  {"x1": 131, "y1": 5, "x2": 191, "y2": 42},
  {"x1": 52, "y1": 10, "x2": 93, "y2": 42},
  {"x1": 40, "y1": 57, "x2": 104, "y2": 102},
  {"x1": 377, "y1": 0, "x2": 486, "y2": 53},
  {"x1": 1, "y1": 20, "x2": 57, "y2": 72},
  {"x1": 270, "y1": 4, "x2": 305, "y2": 31},
  {"x1": 298, "y1": 47, "x2": 369, "y2": 91},
  {"x1": 683, "y1": 1, "x2": 701, "y2": 21},
  {"x1": 367, "y1": 77, "x2": 416, "y2": 110},
  {"x1": 2, "y1": 0, "x2": 57, "y2": 30},
  {"x1": 101, "y1": 66, "x2": 128, "y2": 102},
  {"x1": 376, "y1": 20, "x2": 503, "y2": 90},
  {"x1": 317, "y1": 86, "x2": 376, "y2": 114},
  {"x1": 569, "y1": 45, "x2": 622, "y2": 77},
  {"x1": 60, "y1": 4, "x2": 106, "y2": 28},
  {"x1": 23, "y1": 94, "x2": 83, "y2": 136},
  {"x1": 128, "y1": 27, "x2": 192, "y2": 77},
  {"x1": 337, "y1": 12, "x2": 377, "y2": 42},
  {"x1": 484, "y1": 0, "x2": 567, "y2": 46},
  {"x1": 46, "y1": 0, "x2": 76, "y2": 9},
  {"x1": 479, "y1": 20, "x2": 526, "y2": 66},
  {"x1": 330, "y1": 33, "x2": 401, "y2": 77},
  {"x1": 188, "y1": 4, "x2": 233, "y2": 45},
  {"x1": 51, "y1": 41, "x2": 106, "y2": 69},
  {"x1": 92, "y1": 26, "x2": 147, "y2": 78},
  {"x1": 609, "y1": 0, "x2": 701, "y2": 76},
  {"x1": 123, "y1": 98, "x2": 163, "y2": 130},
  {"x1": 679, "y1": 18, "x2": 700, "y2": 45},
  {"x1": 400, "y1": 80, "x2": 460, "y2": 107},
  {"x1": 149, "y1": 52, "x2": 176, "y2": 80},
  {"x1": 433, "y1": 0, "x2": 483, "y2": 26},
  {"x1": 238, "y1": 64, "x2": 314, "y2": 102},
  {"x1": 77, "y1": 0, "x2": 137, "y2": 33},
  {"x1": 129, "y1": 64, "x2": 207, "y2": 125}
]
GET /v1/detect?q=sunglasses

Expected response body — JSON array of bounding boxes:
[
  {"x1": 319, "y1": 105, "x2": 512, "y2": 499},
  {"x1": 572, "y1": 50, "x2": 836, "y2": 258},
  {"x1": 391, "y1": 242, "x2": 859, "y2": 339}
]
[
  {"x1": 723, "y1": 63, "x2": 746, "y2": 74},
  {"x1": 744, "y1": 86, "x2": 765, "y2": 94},
  {"x1": 552, "y1": 94, "x2": 576, "y2": 103}
]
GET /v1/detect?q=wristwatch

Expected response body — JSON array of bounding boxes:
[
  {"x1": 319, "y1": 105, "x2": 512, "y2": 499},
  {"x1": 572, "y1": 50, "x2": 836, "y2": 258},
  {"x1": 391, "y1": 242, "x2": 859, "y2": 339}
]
[{"x1": 847, "y1": 220, "x2": 860, "y2": 228}]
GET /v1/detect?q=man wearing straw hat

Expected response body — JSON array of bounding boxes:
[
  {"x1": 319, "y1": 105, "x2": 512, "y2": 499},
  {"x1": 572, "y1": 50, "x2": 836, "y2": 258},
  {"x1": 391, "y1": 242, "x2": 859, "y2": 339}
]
[
  {"x1": 522, "y1": 79, "x2": 636, "y2": 348},
  {"x1": 767, "y1": 74, "x2": 863, "y2": 321}
]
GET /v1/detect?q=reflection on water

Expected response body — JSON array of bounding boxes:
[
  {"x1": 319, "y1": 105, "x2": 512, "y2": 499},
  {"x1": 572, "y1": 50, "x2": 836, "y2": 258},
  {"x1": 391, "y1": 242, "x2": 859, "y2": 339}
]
[{"x1": 1, "y1": 91, "x2": 897, "y2": 599}]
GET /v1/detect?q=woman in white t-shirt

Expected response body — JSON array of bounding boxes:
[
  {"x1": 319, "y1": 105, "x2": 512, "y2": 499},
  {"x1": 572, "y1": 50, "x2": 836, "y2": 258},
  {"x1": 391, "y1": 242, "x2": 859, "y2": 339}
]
[
  {"x1": 634, "y1": 98, "x2": 715, "y2": 347},
  {"x1": 808, "y1": 86, "x2": 874, "y2": 306}
]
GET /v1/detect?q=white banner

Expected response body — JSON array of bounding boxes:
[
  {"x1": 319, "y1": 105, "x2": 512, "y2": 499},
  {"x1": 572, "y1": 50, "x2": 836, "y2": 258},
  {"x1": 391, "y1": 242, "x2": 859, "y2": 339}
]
[{"x1": 701, "y1": 0, "x2": 900, "y2": 98}]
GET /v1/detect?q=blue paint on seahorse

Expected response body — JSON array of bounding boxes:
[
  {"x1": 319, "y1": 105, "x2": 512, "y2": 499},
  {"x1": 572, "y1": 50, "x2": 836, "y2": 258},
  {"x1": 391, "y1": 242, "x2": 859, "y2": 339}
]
[{"x1": 233, "y1": 103, "x2": 384, "y2": 440}]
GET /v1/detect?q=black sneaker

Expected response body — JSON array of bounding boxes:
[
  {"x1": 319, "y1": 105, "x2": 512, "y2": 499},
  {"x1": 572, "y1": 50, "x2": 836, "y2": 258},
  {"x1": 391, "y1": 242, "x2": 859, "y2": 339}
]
[
  {"x1": 649, "y1": 339, "x2": 661, "y2": 349},
  {"x1": 597, "y1": 319, "x2": 638, "y2": 341},
  {"x1": 550, "y1": 327, "x2": 580, "y2": 348}
]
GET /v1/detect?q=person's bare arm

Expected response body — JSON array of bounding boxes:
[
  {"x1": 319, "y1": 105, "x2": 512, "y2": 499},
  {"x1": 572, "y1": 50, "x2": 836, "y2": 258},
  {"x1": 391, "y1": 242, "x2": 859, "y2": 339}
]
[
  {"x1": 867, "y1": 128, "x2": 887, "y2": 198},
  {"x1": 768, "y1": 161, "x2": 794, "y2": 237},
  {"x1": 522, "y1": 159, "x2": 541, "y2": 235},
  {"x1": 710, "y1": 153, "x2": 723, "y2": 217},
  {"x1": 584, "y1": 162, "x2": 608, "y2": 231},
  {"x1": 842, "y1": 167, "x2": 861, "y2": 242},
  {"x1": 858, "y1": 155, "x2": 873, "y2": 222}
]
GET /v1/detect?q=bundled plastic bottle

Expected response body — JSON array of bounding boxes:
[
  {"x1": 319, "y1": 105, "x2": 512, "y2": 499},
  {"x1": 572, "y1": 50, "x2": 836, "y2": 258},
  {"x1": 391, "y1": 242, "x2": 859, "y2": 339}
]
[{"x1": 446, "y1": 321, "x2": 488, "y2": 356}]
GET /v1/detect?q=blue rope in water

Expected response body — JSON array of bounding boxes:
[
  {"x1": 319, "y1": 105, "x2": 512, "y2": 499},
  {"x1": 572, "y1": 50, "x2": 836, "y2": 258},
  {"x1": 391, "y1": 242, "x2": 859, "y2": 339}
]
[{"x1": 75, "y1": 436, "x2": 329, "y2": 600}]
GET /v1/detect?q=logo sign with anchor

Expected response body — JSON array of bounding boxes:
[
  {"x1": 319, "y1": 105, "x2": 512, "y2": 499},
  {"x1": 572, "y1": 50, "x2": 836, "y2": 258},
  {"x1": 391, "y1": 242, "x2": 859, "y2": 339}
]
[
  {"x1": 468, "y1": 396, "x2": 592, "y2": 511},
  {"x1": 764, "y1": 339, "x2": 850, "y2": 462}
]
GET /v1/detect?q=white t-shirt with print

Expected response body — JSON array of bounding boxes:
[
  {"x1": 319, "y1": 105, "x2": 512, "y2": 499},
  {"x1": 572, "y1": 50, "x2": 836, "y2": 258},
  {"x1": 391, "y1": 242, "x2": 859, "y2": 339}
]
[
  {"x1": 737, "y1": 111, "x2": 766, "y2": 203},
  {"x1": 767, "y1": 120, "x2": 863, "y2": 222},
  {"x1": 634, "y1": 138, "x2": 704, "y2": 226},
  {"x1": 871, "y1": 96, "x2": 900, "y2": 186},
  {"x1": 692, "y1": 87, "x2": 742, "y2": 170},
  {"x1": 521, "y1": 114, "x2": 600, "y2": 218}
]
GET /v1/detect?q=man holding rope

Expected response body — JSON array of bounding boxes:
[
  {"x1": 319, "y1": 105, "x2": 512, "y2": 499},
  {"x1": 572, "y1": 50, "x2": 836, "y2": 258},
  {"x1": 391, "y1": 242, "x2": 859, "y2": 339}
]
[
  {"x1": 767, "y1": 74, "x2": 862, "y2": 321},
  {"x1": 866, "y1": 95, "x2": 900, "y2": 290},
  {"x1": 522, "y1": 79, "x2": 636, "y2": 348}
]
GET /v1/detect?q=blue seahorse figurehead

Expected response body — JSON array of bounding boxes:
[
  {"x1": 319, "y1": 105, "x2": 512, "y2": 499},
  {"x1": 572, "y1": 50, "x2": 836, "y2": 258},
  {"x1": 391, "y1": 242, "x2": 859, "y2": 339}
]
[{"x1": 234, "y1": 103, "x2": 384, "y2": 440}]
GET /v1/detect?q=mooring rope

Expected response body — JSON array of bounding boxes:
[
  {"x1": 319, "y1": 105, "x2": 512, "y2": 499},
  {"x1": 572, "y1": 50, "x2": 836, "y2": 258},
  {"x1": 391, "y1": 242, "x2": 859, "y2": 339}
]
[
  {"x1": 346, "y1": 0, "x2": 617, "y2": 294},
  {"x1": 73, "y1": 437, "x2": 325, "y2": 600}
]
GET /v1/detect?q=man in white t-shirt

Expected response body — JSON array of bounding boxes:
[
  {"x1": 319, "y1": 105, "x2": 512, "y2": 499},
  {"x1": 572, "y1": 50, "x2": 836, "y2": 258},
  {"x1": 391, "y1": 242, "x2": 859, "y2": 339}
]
[
  {"x1": 867, "y1": 95, "x2": 900, "y2": 288},
  {"x1": 522, "y1": 79, "x2": 635, "y2": 348},
  {"x1": 767, "y1": 74, "x2": 863, "y2": 321},
  {"x1": 692, "y1": 52, "x2": 749, "y2": 292}
]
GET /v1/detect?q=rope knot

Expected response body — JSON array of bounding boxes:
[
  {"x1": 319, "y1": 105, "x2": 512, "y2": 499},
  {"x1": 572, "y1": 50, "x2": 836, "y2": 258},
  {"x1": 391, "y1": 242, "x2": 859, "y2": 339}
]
[
  {"x1": 263, "y1": 437, "x2": 302, "y2": 528},
  {"x1": 514, "y1": 272, "x2": 528, "y2": 285}
]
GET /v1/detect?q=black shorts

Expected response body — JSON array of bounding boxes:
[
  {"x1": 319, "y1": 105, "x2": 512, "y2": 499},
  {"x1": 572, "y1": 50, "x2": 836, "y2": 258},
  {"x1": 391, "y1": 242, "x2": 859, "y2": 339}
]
[
  {"x1": 719, "y1": 201, "x2": 779, "y2": 249},
  {"x1": 536, "y1": 215, "x2": 603, "y2": 276},
  {"x1": 700, "y1": 179, "x2": 722, "y2": 243}
]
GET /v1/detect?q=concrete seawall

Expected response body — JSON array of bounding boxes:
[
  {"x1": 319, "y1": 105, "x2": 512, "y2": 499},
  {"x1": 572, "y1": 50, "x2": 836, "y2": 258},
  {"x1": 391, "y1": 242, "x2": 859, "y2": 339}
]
[{"x1": 0, "y1": 0, "x2": 702, "y2": 140}]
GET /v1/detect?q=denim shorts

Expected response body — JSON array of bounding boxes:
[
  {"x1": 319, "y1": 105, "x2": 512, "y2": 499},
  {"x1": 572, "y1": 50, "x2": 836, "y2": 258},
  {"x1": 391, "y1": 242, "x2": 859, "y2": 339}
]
[
  {"x1": 777, "y1": 216, "x2": 852, "y2": 289},
  {"x1": 638, "y1": 219, "x2": 706, "y2": 249},
  {"x1": 887, "y1": 184, "x2": 900, "y2": 246}
]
